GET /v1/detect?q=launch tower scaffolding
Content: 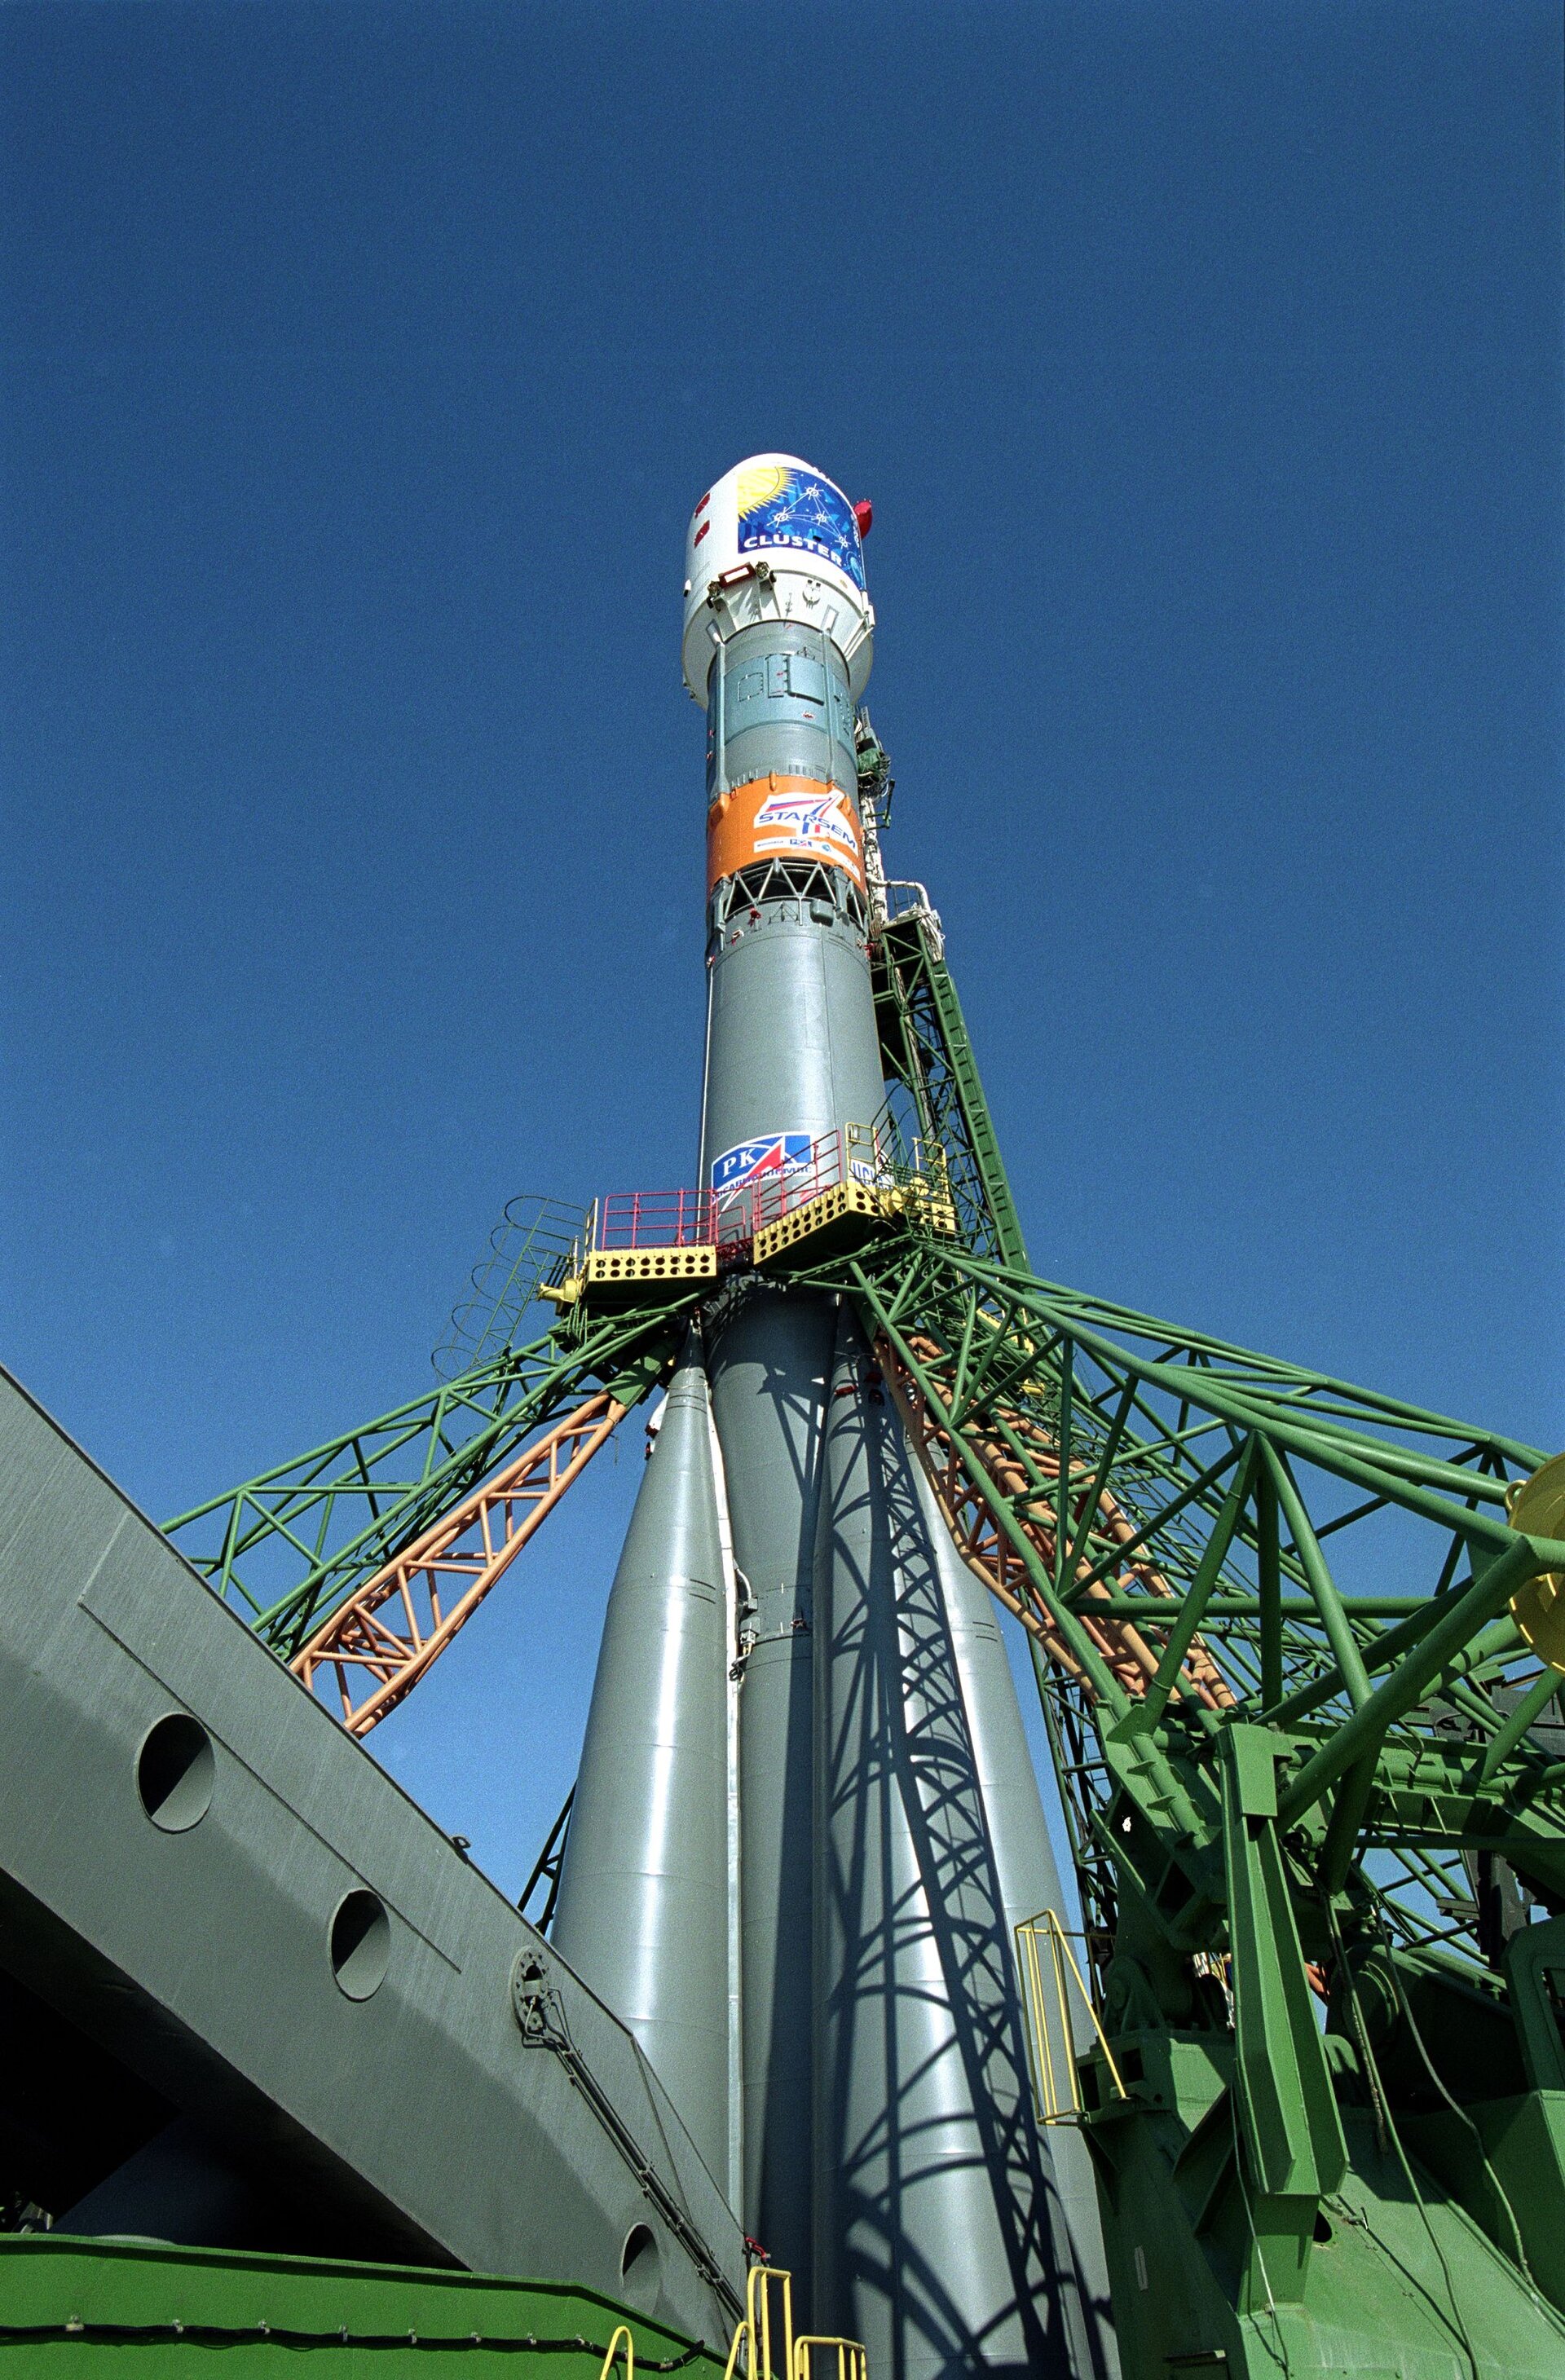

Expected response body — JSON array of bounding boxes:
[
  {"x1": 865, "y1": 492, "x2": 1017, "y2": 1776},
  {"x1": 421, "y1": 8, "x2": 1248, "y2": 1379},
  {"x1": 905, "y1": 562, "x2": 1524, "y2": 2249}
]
[{"x1": 161, "y1": 908, "x2": 1565, "y2": 2380}]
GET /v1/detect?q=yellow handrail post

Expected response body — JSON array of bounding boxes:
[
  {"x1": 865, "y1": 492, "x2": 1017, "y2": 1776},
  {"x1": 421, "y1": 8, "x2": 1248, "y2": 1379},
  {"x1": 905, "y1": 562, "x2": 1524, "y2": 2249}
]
[
  {"x1": 725, "y1": 2266, "x2": 866, "y2": 2380},
  {"x1": 794, "y1": 2338, "x2": 869, "y2": 2380},
  {"x1": 598, "y1": 2325, "x2": 636, "y2": 2380},
  {"x1": 725, "y1": 2263, "x2": 796, "y2": 2380},
  {"x1": 1014, "y1": 1908, "x2": 1129, "y2": 2121}
]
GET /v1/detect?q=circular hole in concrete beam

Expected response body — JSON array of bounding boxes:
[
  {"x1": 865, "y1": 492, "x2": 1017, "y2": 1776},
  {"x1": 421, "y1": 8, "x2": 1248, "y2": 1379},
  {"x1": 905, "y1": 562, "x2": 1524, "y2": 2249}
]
[
  {"x1": 620, "y1": 2222, "x2": 661, "y2": 2303},
  {"x1": 329, "y1": 1888, "x2": 390, "y2": 2000},
  {"x1": 136, "y1": 1713, "x2": 215, "y2": 1833}
]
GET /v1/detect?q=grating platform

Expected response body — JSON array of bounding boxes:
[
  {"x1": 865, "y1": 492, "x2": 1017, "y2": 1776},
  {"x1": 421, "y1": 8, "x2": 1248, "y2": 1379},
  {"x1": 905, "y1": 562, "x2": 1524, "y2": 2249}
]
[
  {"x1": 888, "y1": 1177, "x2": 959, "y2": 1238},
  {"x1": 754, "y1": 1178, "x2": 958, "y2": 1267},
  {"x1": 754, "y1": 1182, "x2": 890, "y2": 1266},
  {"x1": 580, "y1": 1245, "x2": 718, "y2": 1301}
]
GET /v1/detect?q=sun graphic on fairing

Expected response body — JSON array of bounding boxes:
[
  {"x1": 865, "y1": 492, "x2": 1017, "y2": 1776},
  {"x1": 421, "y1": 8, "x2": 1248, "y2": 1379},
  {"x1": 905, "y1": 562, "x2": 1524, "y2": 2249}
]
[{"x1": 735, "y1": 462, "x2": 792, "y2": 516}]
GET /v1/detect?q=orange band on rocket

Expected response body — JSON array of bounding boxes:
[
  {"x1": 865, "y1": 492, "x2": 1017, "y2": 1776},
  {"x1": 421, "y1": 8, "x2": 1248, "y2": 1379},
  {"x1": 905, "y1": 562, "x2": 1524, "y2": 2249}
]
[{"x1": 707, "y1": 775, "x2": 866, "y2": 896}]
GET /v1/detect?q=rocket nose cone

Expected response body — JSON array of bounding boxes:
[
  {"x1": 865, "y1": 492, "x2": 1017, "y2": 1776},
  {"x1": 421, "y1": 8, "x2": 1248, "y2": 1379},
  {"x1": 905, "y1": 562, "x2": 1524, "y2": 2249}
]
[
  {"x1": 682, "y1": 453, "x2": 875, "y2": 702},
  {"x1": 663, "y1": 1333, "x2": 710, "y2": 1413}
]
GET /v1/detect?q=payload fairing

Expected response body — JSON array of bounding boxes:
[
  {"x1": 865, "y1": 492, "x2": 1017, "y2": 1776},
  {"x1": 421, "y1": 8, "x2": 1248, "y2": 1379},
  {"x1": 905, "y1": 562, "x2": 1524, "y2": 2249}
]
[{"x1": 553, "y1": 457, "x2": 1112, "y2": 2379}]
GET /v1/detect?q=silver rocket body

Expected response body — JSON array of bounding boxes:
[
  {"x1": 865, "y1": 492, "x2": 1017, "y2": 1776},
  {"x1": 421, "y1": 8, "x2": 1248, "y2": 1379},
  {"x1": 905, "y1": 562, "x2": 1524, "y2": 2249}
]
[
  {"x1": 813, "y1": 1311, "x2": 1096, "y2": 2379},
  {"x1": 558, "y1": 456, "x2": 1110, "y2": 2376},
  {"x1": 699, "y1": 614, "x2": 886, "y2": 2291},
  {"x1": 549, "y1": 1343, "x2": 732, "y2": 2188},
  {"x1": 914, "y1": 1462, "x2": 1118, "y2": 2360}
]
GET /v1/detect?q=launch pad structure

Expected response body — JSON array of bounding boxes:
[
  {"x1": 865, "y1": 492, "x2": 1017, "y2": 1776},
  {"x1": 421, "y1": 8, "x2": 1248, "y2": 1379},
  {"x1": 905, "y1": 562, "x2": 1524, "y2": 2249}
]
[{"x1": 4, "y1": 456, "x2": 1565, "y2": 2380}]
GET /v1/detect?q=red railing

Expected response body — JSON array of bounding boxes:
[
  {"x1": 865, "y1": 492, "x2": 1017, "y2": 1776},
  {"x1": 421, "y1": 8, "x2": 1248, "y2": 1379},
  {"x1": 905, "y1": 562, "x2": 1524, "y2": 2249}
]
[
  {"x1": 748, "y1": 1126, "x2": 885, "y2": 1235},
  {"x1": 591, "y1": 1189, "x2": 718, "y2": 1250},
  {"x1": 589, "y1": 1129, "x2": 898, "y2": 1262}
]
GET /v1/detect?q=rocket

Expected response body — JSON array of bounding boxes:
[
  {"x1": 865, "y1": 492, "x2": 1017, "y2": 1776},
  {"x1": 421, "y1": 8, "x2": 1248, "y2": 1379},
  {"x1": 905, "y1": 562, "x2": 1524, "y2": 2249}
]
[{"x1": 553, "y1": 459, "x2": 1113, "y2": 2378}]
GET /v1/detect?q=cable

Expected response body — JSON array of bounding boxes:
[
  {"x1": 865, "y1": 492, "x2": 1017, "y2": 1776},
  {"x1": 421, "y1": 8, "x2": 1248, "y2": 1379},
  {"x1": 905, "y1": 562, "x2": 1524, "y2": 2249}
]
[
  {"x1": 1328, "y1": 1910, "x2": 1479, "y2": 2380},
  {"x1": 0, "y1": 2318, "x2": 708, "y2": 2362},
  {"x1": 1366, "y1": 1895, "x2": 1540, "y2": 2298}
]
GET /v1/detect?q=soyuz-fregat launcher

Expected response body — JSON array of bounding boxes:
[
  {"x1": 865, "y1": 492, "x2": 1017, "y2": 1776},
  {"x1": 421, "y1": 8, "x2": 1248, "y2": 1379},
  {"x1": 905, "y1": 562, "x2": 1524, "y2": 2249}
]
[
  {"x1": 549, "y1": 456, "x2": 1113, "y2": 2378},
  {"x1": 0, "y1": 447, "x2": 1109, "y2": 2380},
  {"x1": 4, "y1": 442, "x2": 1556, "y2": 2380}
]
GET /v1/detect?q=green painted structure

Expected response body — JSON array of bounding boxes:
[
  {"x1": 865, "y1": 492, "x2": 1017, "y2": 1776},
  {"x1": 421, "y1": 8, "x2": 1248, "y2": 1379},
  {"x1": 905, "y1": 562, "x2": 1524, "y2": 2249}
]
[
  {"x1": 0, "y1": 2237, "x2": 725, "y2": 2370},
  {"x1": 0, "y1": 1363, "x2": 745, "y2": 2351},
  {"x1": 3, "y1": 855, "x2": 1563, "y2": 2372}
]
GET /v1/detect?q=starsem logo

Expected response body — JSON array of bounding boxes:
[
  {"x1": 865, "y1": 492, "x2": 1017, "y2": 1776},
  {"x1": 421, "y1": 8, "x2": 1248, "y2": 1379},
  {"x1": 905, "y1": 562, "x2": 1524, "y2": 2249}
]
[{"x1": 752, "y1": 786, "x2": 858, "y2": 860}]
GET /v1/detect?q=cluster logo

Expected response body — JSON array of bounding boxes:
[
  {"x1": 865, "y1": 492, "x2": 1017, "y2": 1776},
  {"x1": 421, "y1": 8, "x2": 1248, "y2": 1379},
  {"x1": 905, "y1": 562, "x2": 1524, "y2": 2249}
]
[
  {"x1": 734, "y1": 464, "x2": 866, "y2": 592},
  {"x1": 711, "y1": 1133, "x2": 813, "y2": 1208}
]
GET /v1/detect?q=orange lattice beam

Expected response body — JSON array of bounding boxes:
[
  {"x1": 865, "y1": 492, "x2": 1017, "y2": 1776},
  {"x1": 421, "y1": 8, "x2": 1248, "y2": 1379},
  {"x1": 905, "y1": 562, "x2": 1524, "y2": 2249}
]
[
  {"x1": 292, "y1": 1394, "x2": 626, "y2": 1734},
  {"x1": 878, "y1": 1334, "x2": 1232, "y2": 1712}
]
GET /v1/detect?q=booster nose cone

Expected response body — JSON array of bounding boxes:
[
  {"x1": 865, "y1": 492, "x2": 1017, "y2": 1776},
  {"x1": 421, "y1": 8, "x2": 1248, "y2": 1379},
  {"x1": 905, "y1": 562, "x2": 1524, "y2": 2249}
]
[{"x1": 682, "y1": 454, "x2": 875, "y2": 704}]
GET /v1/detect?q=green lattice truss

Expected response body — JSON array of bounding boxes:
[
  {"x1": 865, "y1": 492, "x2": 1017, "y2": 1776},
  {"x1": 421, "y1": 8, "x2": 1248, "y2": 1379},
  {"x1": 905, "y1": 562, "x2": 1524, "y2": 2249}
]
[
  {"x1": 168, "y1": 906, "x2": 1565, "y2": 2376},
  {"x1": 165, "y1": 1299, "x2": 693, "y2": 1660}
]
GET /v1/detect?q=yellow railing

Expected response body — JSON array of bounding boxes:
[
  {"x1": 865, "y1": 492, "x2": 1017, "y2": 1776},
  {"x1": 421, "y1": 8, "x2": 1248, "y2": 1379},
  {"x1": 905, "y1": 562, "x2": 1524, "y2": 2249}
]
[
  {"x1": 598, "y1": 2324, "x2": 636, "y2": 2380},
  {"x1": 722, "y1": 2267, "x2": 868, "y2": 2380},
  {"x1": 1014, "y1": 1908, "x2": 1128, "y2": 2122},
  {"x1": 794, "y1": 2340, "x2": 869, "y2": 2380},
  {"x1": 723, "y1": 2265, "x2": 792, "y2": 2380}
]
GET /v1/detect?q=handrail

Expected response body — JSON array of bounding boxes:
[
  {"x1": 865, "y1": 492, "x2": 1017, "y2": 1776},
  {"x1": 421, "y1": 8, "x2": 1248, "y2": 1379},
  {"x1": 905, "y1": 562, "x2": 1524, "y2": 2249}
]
[
  {"x1": 598, "y1": 2325, "x2": 636, "y2": 2380},
  {"x1": 721, "y1": 2266, "x2": 867, "y2": 2380},
  {"x1": 1014, "y1": 1908, "x2": 1128, "y2": 2121},
  {"x1": 794, "y1": 2340, "x2": 868, "y2": 2380},
  {"x1": 575, "y1": 1127, "x2": 949, "y2": 1268},
  {"x1": 722, "y1": 2264, "x2": 793, "y2": 2380},
  {"x1": 589, "y1": 1190, "x2": 719, "y2": 1251}
]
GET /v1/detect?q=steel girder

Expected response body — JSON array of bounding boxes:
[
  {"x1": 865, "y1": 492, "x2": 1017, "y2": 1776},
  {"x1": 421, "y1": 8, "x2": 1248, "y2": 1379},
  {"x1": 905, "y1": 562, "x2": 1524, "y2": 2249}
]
[
  {"x1": 165, "y1": 1301, "x2": 694, "y2": 1661},
  {"x1": 765, "y1": 1221, "x2": 1565, "y2": 2371},
  {"x1": 791, "y1": 1231, "x2": 1564, "y2": 1969},
  {"x1": 291, "y1": 1394, "x2": 628, "y2": 1734}
]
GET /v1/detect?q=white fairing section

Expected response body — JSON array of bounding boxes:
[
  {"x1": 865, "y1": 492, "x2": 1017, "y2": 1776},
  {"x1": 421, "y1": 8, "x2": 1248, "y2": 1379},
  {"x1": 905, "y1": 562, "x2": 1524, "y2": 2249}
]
[{"x1": 682, "y1": 453, "x2": 875, "y2": 703}]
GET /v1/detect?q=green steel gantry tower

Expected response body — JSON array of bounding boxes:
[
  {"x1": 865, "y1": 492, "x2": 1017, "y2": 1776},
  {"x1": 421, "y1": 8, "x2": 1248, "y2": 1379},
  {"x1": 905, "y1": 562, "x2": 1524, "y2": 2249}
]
[{"x1": 146, "y1": 875, "x2": 1565, "y2": 2380}]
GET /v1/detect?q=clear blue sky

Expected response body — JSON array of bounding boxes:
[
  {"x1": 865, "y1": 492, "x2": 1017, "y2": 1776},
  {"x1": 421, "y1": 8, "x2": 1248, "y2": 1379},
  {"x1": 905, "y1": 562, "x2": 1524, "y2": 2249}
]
[{"x1": 4, "y1": 1, "x2": 1560, "y2": 1894}]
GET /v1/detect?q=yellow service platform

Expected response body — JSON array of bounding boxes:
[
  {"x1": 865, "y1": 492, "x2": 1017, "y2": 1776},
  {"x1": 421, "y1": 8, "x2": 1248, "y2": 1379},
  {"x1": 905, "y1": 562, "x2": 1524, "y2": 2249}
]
[
  {"x1": 541, "y1": 1245, "x2": 717, "y2": 1309},
  {"x1": 753, "y1": 1178, "x2": 955, "y2": 1267},
  {"x1": 585, "y1": 1246, "x2": 717, "y2": 1294}
]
